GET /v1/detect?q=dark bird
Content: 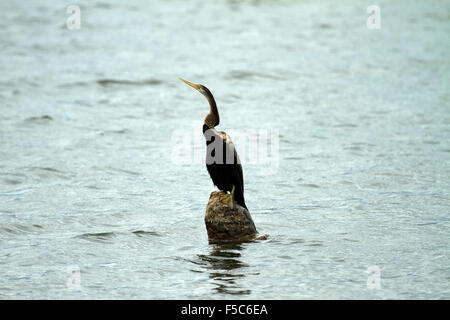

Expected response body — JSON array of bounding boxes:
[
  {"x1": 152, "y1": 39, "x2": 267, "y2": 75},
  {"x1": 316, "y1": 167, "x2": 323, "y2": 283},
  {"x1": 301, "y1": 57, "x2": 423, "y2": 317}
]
[{"x1": 179, "y1": 78, "x2": 248, "y2": 211}]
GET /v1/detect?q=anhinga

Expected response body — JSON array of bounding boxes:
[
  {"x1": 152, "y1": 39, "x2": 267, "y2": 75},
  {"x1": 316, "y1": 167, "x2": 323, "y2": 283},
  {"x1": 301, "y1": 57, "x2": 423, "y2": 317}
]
[{"x1": 179, "y1": 78, "x2": 248, "y2": 211}]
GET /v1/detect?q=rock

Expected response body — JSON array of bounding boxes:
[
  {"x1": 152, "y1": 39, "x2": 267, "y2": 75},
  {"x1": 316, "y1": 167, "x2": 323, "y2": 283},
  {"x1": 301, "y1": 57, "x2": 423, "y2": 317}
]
[{"x1": 204, "y1": 191, "x2": 259, "y2": 242}]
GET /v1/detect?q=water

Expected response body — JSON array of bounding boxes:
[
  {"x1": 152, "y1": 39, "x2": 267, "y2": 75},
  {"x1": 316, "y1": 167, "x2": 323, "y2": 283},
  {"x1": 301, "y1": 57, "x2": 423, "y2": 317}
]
[{"x1": 0, "y1": 0, "x2": 449, "y2": 299}]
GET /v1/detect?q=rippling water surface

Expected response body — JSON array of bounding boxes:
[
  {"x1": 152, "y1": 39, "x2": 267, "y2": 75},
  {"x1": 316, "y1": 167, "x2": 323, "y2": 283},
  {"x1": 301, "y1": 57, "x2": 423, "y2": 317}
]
[{"x1": 1, "y1": 0, "x2": 449, "y2": 299}]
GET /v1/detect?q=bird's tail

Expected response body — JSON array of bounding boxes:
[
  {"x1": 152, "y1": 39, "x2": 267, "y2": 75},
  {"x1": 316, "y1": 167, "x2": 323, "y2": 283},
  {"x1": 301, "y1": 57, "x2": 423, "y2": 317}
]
[{"x1": 234, "y1": 186, "x2": 248, "y2": 211}]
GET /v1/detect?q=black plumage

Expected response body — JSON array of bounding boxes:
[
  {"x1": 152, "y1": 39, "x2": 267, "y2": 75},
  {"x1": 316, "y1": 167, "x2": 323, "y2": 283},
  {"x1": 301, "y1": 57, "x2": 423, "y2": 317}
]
[{"x1": 203, "y1": 124, "x2": 247, "y2": 210}]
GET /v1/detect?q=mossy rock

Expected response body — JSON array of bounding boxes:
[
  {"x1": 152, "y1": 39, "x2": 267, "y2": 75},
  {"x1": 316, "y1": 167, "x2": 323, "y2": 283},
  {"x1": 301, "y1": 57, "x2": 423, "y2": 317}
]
[{"x1": 205, "y1": 191, "x2": 263, "y2": 242}]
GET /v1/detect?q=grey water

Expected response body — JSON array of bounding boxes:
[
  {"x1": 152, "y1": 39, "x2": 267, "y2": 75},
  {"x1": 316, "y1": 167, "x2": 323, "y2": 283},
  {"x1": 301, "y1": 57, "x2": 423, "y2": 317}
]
[{"x1": 0, "y1": 0, "x2": 449, "y2": 299}]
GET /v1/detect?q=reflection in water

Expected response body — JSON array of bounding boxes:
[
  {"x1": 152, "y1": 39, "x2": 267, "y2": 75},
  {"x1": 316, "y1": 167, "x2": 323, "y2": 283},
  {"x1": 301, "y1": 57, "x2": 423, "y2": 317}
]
[{"x1": 197, "y1": 242, "x2": 252, "y2": 295}]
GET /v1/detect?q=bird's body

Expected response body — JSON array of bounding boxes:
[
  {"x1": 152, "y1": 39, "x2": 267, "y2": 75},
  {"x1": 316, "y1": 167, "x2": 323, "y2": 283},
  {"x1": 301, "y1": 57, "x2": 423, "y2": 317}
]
[
  {"x1": 203, "y1": 124, "x2": 247, "y2": 210},
  {"x1": 180, "y1": 78, "x2": 248, "y2": 210}
]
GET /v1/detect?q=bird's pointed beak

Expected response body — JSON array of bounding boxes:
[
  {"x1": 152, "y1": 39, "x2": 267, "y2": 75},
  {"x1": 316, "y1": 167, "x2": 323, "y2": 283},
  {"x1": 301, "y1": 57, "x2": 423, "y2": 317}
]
[{"x1": 179, "y1": 77, "x2": 201, "y2": 90}]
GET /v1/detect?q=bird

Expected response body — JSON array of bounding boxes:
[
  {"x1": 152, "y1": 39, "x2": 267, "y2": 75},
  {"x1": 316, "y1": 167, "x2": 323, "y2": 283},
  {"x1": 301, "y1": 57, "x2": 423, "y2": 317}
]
[{"x1": 179, "y1": 77, "x2": 248, "y2": 211}]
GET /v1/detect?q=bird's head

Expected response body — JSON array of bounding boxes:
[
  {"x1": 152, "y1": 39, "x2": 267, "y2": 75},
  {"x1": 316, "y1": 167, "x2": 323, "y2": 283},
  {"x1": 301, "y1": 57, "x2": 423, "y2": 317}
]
[
  {"x1": 179, "y1": 77, "x2": 219, "y2": 128},
  {"x1": 178, "y1": 77, "x2": 212, "y2": 97}
]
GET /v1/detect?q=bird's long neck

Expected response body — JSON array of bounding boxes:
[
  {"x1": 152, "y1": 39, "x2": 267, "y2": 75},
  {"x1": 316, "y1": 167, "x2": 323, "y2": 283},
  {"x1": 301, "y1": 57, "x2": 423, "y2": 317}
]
[{"x1": 203, "y1": 91, "x2": 219, "y2": 129}]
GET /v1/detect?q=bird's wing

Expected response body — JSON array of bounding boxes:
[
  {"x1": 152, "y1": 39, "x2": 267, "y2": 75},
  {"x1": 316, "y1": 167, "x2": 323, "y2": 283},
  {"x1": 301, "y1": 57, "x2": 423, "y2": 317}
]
[{"x1": 225, "y1": 133, "x2": 245, "y2": 192}]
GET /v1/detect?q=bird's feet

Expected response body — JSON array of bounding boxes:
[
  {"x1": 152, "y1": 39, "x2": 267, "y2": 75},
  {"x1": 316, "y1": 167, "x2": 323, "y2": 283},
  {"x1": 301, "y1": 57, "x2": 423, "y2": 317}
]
[
  {"x1": 217, "y1": 185, "x2": 235, "y2": 209},
  {"x1": 217, "y1": 193, "x2": 234, "y2": 209}
]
